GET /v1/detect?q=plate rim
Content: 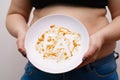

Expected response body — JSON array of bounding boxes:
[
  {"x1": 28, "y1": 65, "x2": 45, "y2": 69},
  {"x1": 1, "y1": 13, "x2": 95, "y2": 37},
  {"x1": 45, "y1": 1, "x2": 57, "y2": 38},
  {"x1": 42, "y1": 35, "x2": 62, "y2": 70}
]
[{"x1": 25, "y1": 14, "x2": 89, "y2": 74}]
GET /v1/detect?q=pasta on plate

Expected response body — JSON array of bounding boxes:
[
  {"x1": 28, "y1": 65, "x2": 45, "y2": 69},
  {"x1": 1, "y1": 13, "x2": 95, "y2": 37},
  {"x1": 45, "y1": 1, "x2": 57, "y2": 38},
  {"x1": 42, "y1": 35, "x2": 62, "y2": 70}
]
[{"x1": 36, "y1": 25, "x2": 81, "y2": 62}]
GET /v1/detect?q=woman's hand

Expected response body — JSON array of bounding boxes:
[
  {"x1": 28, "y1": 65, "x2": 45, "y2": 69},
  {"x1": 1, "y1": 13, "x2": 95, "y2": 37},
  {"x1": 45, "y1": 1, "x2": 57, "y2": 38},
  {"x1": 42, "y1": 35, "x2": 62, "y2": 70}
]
[
  {"x1": 78, "y1": 33, "x2": 104, "y2": 68},
  {"x1": 16, "y1": 32, "x2": 27, "y2": 58}
]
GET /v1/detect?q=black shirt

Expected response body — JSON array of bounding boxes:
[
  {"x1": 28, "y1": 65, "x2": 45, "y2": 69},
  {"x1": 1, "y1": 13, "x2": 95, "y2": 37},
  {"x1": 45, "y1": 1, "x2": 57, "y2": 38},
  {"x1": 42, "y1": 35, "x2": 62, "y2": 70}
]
[{"x1": 31, "y1": 0, "x2": 108, "y2": 9}]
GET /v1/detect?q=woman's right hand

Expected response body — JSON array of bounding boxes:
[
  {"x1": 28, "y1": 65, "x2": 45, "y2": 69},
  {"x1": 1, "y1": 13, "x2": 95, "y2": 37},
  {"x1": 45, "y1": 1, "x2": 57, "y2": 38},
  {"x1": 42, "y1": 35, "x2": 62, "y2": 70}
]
[{"x1": 16, "y1": 33, "x2": 27, "y2": 58}]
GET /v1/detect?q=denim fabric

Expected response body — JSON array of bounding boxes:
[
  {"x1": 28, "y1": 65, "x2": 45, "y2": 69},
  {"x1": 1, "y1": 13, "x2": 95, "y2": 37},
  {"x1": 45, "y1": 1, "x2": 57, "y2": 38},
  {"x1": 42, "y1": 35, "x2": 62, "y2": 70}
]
[{"x1": 21, "y1": 52, "x2": 119, "y2": 80}]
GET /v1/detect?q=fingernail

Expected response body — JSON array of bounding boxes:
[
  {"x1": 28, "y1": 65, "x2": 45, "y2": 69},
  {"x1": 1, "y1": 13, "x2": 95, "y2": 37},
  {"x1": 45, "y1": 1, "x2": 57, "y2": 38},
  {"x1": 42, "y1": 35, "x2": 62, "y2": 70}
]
[{"x1": 82, "y1": 57, "x2": 86, "y2": 61}]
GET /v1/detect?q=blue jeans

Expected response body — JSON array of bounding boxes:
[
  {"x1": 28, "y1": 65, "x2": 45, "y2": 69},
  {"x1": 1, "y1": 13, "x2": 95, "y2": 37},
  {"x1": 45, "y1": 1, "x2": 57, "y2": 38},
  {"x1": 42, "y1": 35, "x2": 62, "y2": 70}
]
[{"x1": 21, "y1": 52, "x2": 119, "y2": 80}]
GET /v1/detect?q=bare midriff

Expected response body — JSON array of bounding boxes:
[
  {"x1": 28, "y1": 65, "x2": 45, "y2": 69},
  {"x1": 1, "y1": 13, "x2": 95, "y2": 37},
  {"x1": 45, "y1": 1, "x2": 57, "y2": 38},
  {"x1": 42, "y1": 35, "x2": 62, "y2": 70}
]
[{"x1": 30, "y1": 5, "x2": 116, "y2": 60}]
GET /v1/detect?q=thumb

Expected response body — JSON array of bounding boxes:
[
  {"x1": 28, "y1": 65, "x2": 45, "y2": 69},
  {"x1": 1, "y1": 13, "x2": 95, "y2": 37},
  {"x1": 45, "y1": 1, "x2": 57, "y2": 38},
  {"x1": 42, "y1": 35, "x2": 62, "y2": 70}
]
[
  {"x1": 16, "y1": 37, "x2": 26, "y2": 57},
  {"x1": 82, "y1": 42, "x2": 97, "y2": 61}
]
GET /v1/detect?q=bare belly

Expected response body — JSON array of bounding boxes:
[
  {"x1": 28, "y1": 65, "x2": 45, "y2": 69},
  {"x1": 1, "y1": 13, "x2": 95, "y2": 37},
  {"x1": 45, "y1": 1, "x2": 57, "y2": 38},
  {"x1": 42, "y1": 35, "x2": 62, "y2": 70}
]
[{"x1": 30, "y1": 5, "x2": 116, "y2": 59}]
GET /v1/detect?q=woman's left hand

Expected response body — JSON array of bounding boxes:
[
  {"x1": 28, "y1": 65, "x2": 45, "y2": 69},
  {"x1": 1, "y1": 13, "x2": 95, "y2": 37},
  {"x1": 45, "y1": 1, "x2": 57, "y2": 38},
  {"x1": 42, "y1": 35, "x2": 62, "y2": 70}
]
[{"x1": 78, "y1": 33, "x2": 104, "y2": 68}]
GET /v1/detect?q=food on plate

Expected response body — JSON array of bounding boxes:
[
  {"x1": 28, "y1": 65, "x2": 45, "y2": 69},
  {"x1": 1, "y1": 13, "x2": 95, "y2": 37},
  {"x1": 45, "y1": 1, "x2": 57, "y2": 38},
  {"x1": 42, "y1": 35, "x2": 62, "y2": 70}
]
[{"x1": 36, "y1": 25, "x2": 81, "y2": 62}]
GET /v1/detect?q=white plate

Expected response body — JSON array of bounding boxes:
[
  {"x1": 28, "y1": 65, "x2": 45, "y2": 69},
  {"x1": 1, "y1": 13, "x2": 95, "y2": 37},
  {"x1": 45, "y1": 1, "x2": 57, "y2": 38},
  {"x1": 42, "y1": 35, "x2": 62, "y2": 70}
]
[{"x1": 25, "y1": 14, "x2": 89, "y2": 74}]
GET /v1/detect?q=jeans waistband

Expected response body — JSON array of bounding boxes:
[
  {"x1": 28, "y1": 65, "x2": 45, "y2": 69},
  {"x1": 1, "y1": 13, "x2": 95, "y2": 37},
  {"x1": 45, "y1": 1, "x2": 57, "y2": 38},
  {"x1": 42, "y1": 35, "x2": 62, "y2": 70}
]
[{"x1": 88, "y1": 51, "x2": 117, "y2": 69}]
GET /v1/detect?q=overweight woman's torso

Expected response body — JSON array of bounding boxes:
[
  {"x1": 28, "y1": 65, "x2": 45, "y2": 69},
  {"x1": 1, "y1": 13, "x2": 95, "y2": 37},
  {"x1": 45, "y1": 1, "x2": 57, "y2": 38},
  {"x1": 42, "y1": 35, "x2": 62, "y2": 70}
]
[{"x1": 30, "y1": 5, "x2": 116, "y2": 59}]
